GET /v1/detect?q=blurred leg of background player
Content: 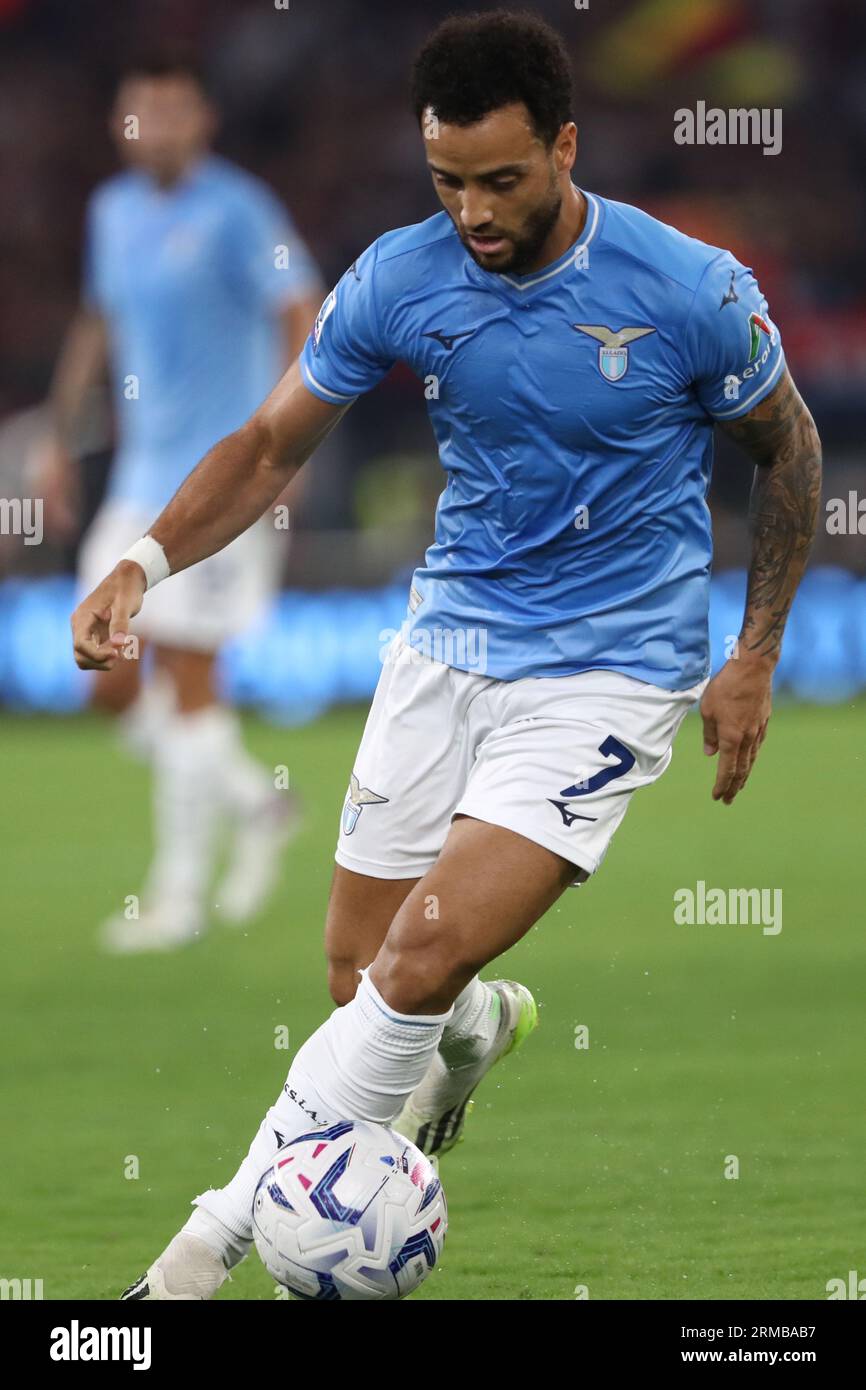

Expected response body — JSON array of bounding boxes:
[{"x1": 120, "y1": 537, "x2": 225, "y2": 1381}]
[{"x1": 78, "y1": 504, "x2": 299, "y2": 952}]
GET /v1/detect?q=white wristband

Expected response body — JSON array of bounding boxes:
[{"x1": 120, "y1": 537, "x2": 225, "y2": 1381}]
[{"x1": 120, "y1": 535, "x2": 171, "y2": 591}]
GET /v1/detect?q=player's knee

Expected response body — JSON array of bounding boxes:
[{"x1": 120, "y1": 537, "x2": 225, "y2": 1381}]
[
  {"x1": 327, "y1": 956, "x2": 363, "y2": 1007},
  {"x1": 154, "y1": 645, "x2": 217, "y2": 714},
  {"x1": 373, "y1": 933, "x2": 479, "y2": 1016}
]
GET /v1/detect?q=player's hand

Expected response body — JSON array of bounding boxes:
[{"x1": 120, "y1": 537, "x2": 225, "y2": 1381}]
[
  {"x1": 700, "y1": 653, "x2": 774, "y2": 805},
  {"x1": 71, "y1": 561, "x2": 146, "y2": 671}
]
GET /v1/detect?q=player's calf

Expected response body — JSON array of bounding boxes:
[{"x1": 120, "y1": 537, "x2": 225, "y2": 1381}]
[{"x1": 324, "y1": 866, "x2": 417, "y2": 1005}]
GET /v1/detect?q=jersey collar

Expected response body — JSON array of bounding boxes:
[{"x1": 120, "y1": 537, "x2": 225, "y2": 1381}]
[
  {"x1": 464, "y1": 189, "x2": 602, "y2": 298},
  {"x1": 133, "y1": 154, "x2": 217, "y2": 200}
]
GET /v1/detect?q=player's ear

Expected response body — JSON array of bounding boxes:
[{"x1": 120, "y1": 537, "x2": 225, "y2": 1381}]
[{"x1": 554, "y1": 122, "x2": 577, "y2": 173}]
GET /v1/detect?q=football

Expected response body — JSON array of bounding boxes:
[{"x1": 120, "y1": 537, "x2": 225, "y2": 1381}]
[{"x1": 252, "y1": 1119, "x2": 447, "y2": 1300}]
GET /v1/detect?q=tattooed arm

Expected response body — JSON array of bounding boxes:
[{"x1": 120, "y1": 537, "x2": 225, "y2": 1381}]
[
  {"x1": 730, "y1": 370, "x2": 822, "y2": 660},
  {"x1": 699, "y1": 368, "x2": 822, "y2": 803}
]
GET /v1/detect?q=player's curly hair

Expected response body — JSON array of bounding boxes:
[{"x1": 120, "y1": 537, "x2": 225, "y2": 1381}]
[
  {"x1": 116, "y1": 47, "x2": 210, "y2": 97},
  {"x1": 410, "y1": 10, "x2": 573, "y2": 147}
]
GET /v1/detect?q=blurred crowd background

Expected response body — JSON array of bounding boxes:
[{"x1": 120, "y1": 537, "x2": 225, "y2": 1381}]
[{"x1": 1, "y1": 0, "x2": 864, "y2": 712}]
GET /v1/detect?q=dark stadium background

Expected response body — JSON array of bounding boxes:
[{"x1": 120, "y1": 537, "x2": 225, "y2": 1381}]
[
  {"x1": 0, "y1": 0, "x2": 864, "y2": 1307},
  {"x1": 0, "y1": 0, "x2": 864, "y2": 711}
]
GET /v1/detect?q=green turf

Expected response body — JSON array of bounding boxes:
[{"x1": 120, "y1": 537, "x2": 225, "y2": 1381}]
[{"x1": 0, "y1": 701, "x2": 862, "y2": 1301}]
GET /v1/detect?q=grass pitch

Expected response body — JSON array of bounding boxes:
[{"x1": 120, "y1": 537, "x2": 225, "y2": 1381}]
[{"x1": 0, "y1": 701, "x2": 862, "y2": 1300}]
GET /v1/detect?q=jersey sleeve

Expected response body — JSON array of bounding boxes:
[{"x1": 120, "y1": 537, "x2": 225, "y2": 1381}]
[
  {"x1": 80, "y1": 193, "x2": 106, "y2": 312},
  {"x1": 228, "y1": 185, "x2": 322, "y2": 311},
  {"x1": 299, "y1": 240, "x2": 396, "y2": 403},
  {"x1": 684, "y1": 251, "x2": 786, "y2": 420}
]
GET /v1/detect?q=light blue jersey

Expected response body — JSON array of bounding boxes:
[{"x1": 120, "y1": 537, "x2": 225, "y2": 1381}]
[
  {"x1": 301, "y1": 190, "x2": 785, "y2": 690},
  {"x1": 84, "y1": 155, "x2": 320, "y2": 510}
]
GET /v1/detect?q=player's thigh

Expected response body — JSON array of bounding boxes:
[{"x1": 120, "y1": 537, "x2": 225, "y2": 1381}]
[
  {"x1": 334, "y1": 636, "x2": 478, "y2": 881},
  {"x1": 324, "y1": 865, "x2": 419, "y2": 1005},
  {"x1": 369, "y1": 815, "x2": 575, "y2": 1015},
  {"x1": 457, "y1": 668, "x2": 705, "y2": 879},
  {"x1": 153, "y1": 644, "x2": 218, "y2": 714}
]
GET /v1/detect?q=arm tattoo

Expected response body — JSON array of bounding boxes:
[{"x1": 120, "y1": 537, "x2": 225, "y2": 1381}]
[{"x1": 718, "y1": 369, "x2": 822, "y2": 661}]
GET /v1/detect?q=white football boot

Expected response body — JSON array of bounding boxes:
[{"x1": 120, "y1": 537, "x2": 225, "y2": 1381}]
[
  {"x1": 215, "y1": 792, "x2": 301, "y2": 926},
  {"x1": 393, "y1": 980, "x2": 538, "y2": 1157},
  {"x1": 119, "y1": 1232, "x2": 234, "y2": 1301},
  {"x1": 100, "y1": 902, "x2": 205, "y2": 955}
]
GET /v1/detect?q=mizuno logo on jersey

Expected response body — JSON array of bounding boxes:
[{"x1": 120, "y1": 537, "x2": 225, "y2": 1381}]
[
  {"x1": 422, "y1": 328, "x2": 475, "y2": 351},
  {"x1": 572, "y1": 323, "x2": 656, "y2": 382},
  {"x1": 719, "y1": 271, "x2": 739, "y2": 309}
]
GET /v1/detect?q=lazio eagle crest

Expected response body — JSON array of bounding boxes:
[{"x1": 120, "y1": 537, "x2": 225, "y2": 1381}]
[
  {"x1": 572, "y1": 323, "x2": 656, "y2": 382},
  {"x1": 341, "y1": 773, "x2": 389, "y2": 835}
]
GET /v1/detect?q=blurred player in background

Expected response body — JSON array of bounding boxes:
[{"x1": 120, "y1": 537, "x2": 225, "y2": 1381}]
[{"x1": 43, "y1": 54, "x2": 323, "y2": 952}]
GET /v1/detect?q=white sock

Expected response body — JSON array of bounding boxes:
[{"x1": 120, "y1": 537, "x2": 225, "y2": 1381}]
[
  {"x1": 192, "y1": 970, "x2": 452, "y2": 1242},
  {"x1": 291, "y1": 967, "x2": 453, "y2": 1120},
  {"x1": 117, "y1": 670, "x2": 176, "y2": 763},
  {"x1": 144, "y1": 706, "x2": 226, "y2": 913},
  {"x1": 183, "y1": 1206, "x2": 250, "y2": 1269},
  {"x1": 120, "y1": 685, "x2": 267, "y2": 817},
  {"x1": 438, "y1": 976, "x2": 501, "y2": 1068},
  {"x1": 205, "y1": 706, "x2": 273, "y2": 816}
]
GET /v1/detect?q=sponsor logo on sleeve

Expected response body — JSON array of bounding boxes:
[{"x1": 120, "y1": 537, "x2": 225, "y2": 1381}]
[
  {"x1": 747, "y1": 309, "x2": 773, "y2": 361},
  {"x1": 312, "y1": 288, "x2": 337, "y2": 354}
]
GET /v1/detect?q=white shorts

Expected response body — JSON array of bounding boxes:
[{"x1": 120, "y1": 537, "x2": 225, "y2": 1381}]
[
  {"x1": 78, "y1": 501, "x2": 282, "y2": 653},
  {"x1": 336, "y1": 636, "x2": 706, "y2": 883}
]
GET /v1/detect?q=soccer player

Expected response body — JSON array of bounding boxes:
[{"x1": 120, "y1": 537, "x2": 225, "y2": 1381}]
[
  {"x1": 47, "y1": 54, "x2": 323, "y2": 951},
  {"x1": 71, "y1": 12, "x2": 821, "y2": 1297}
]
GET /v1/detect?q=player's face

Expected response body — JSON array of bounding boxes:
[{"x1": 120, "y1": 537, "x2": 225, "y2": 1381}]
[
  {"x1": 423, "y1": 103, "x2": 575, "y2": 275},
  {"x1": 111, "y1": 77, "x2": 215, "y2": 185}
]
